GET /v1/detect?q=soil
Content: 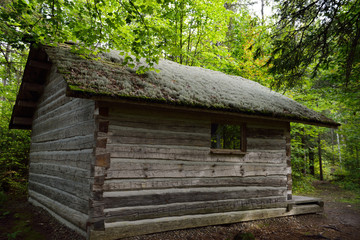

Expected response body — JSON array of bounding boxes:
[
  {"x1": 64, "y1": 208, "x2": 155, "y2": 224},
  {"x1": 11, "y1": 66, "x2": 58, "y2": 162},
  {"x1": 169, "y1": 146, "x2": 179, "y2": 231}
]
[{"x1": 1, "y1": 181, "x2": 359, "y2": 240}]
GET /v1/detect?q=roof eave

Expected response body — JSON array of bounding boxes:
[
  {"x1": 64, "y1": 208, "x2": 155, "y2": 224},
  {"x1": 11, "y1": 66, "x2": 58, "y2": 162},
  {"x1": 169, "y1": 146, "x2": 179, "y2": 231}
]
[{"x1": 66, "y1": 86, "x2": 341, "y2": 129}]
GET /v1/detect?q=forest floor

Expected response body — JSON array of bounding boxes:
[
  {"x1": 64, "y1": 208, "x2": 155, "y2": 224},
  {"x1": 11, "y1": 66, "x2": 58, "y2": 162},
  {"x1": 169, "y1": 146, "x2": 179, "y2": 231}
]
[{"x1": 0, "y1": 181, "x2": 359, "y2": 240}]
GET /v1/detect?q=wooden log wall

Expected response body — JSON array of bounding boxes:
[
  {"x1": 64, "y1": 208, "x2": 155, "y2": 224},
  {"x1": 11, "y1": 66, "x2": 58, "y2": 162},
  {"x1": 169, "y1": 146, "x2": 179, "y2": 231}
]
[
  {"x1": 95, "y1": 103, "x2": 290, "y2": 229},
  {"x1": 28, "y1": 65, "x2": 96, "y2": 236}
]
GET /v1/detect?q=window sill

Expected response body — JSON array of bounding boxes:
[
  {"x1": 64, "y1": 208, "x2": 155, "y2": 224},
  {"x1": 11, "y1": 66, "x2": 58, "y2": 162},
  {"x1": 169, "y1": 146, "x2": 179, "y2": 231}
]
[{"x1": 210, "y1": 149, "x2": 247, "y2": 155}]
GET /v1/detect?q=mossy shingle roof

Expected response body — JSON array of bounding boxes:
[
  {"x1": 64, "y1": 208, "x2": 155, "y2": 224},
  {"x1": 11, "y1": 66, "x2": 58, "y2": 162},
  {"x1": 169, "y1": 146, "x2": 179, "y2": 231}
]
[{"x1": 44, "y1": 45, "x2": 338, "y2": 127}]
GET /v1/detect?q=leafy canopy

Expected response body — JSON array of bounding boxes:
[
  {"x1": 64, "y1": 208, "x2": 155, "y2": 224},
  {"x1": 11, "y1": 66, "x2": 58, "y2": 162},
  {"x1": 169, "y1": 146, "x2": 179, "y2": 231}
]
[
  {"x1": 0, "y1": 0, "x2": 234, "y2": 68},
  {"x1": 265, "y1": 0, "x2": 360, "y2": 89}
]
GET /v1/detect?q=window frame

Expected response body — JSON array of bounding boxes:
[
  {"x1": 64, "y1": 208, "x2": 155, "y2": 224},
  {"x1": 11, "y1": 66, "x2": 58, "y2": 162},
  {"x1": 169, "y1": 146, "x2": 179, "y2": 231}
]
[{"x1": 210, "y1": 122, "x2": 247, "y2": 155}]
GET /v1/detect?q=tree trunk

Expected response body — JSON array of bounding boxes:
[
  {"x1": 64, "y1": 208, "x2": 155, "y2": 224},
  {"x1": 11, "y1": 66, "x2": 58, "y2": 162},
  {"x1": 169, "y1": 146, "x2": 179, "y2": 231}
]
[
  {"x1": 318, "y1": 134, "x2": 323, "y2": 181},
  {"x1": 3, "y1": 43, "x2": 11, "y2": 86},
  {"x1": 356, "y1": 146, "x2": 359, "y2": 169},
  {"x1": 337, "y1": 132, "x2": 342, "y2": 169},
  {"x1": 301, "y1": 128, "x2": 306, "y2": 174},
  {"x1": 179, "y1": 1, "x2": 184, "y2": 64},
  {"x1": 331, "y1": 128, "x2": 335, "y2": 164},
  {"x1": 309, "y1": 149, "x2": 315, "y2": 176}
]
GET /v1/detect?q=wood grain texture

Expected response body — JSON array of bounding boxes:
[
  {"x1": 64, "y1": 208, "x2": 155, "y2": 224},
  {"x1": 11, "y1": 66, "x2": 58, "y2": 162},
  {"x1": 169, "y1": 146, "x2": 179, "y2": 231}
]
[
  {"x1": 29, "y1": 181, "x2": 89, "y2": 214},
  {"x1": 90, "y1": 205, "x2": 321, "y2": 240},
  {"x1": 103, "y1": 176, "x2": 287, "y2": 191},
  {"x1": 108, "y1": 144, "x2": 286, "y2": 163},
  {"x1": 104, "y1": 196, "x2": 287, "y2": 222},
  {"x1": 106, "y1": 159, "x2": 287, "y2": 179},
  {"x1": 103, "y1": 186, "x2": 287, "y2": 208},
  {"x1": 29, "y1": 190, "x2": 88, "y2": 231},
  {"x1": 29, "y1": 67, "x2": 95, "y2": 232}
]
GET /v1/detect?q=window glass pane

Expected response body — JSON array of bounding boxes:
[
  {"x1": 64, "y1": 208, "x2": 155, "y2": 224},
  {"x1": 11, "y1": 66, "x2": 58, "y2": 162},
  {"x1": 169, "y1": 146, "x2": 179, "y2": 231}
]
[{"x1": 211, "y1": 123, "x2": 242, "y2": 150}]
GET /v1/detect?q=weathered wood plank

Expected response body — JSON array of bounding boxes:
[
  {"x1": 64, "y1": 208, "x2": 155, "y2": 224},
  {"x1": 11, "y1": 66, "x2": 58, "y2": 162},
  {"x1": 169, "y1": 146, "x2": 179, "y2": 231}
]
[
  {"x1": 29, "y1": 173, "x2": 90, "y2": 199},
  {"x1": 247, "y1": 128, "x2": 285, "y2": 139},
  {"x1": 106, "y1": 159, "x2": 287, "y2": 179},
  {"x1": 32, "y1": 106, "x2": 95, "y2": 136},
  {"x1": 30, "y1": 163, "x2": 90, "y2": 183},
  {"x1": 108, "y1": 144, "x2": 209, "y2": 161},
  {"x1": 30, "y1": 135, "x2": 95, "y2": 152},
  {"x1": 103, "y1": 176, "x2": 287, "y2": 191},
  {"x1": 103, "y1": 186, "x2": 286, "y2": 208},
  {"x1": 247, "y1": 138, "x2": 286, "y2": 151},
  {"x1": 34, "y1": 100, "x2": 94, "y2": 127},
  {"x1": 29, "y1": 190, "x2": 88, "y2": 231},
  {"x1": 108, "y1": 115, "x2": 209, "y2": 134},
  {"x1": 31, "y1": 120, "x2": 95, "y2": 143},
  {"x1": 109, "y1": 107, "x2": 208, "y2": 124},
  {"x1": 108, "y1": 144, "x2": 286, "y2": 163},
  {"x1": 91, "y1": 206, "x2": 320, "y2": 240},
  {"x1": 35, "y1": 78, "x2": 67, "y2": 110},
  {"x1": 34, "y1": 93, "x2": 68, "y2": 119},
  {"x1": 30, "y1": 149, "x2": 93, "y2": 170},
  {"x1": 29, "y1": 181, "x2": 89, "y2": 214},
  {"x1": 104, "y1": 196, "x2": 287, "y2": 222},
  {"x1": 108, "y1": 125, "x2": 208, "y2": 138},
  {"x1": 107, "y1": 135, "x2": 209, "y2": 147}
]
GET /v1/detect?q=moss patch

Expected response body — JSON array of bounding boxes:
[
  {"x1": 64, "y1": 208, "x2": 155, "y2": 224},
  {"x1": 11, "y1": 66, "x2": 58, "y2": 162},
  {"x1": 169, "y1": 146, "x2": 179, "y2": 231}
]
[{"x1": 45, "y1": 45, "x2": 338, "y2": 127}]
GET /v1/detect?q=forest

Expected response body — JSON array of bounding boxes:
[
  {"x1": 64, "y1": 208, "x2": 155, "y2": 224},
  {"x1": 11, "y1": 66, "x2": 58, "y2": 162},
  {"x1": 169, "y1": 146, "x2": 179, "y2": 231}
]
[{"x1": 0, "y1": 0, "x2": 359, "y2": 199}]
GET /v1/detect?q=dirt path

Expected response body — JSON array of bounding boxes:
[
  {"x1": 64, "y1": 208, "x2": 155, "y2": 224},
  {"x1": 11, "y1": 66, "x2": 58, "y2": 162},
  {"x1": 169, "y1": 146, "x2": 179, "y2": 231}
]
[{"x1": 1, "y1": 181, "x2": 359, "y2": 240}]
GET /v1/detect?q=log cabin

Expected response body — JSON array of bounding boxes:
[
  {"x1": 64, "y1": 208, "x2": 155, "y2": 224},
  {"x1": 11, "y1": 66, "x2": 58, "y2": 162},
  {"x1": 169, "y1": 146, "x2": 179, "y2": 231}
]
[{"x1": 10, "y1": 44, "x2": 339, "y2": 240}]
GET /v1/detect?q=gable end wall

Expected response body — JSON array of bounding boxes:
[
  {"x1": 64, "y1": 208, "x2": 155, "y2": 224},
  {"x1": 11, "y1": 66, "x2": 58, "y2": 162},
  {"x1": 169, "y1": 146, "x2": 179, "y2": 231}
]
[{"x1": 28, "y1": 65, "x2": 96, "y2": 236}]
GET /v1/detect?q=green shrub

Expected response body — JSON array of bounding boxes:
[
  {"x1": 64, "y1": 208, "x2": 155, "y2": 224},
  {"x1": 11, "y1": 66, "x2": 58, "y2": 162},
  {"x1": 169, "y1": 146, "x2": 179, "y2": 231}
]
[{"x1": 292, "y1": 175, "x2": 316, "y2": 194}]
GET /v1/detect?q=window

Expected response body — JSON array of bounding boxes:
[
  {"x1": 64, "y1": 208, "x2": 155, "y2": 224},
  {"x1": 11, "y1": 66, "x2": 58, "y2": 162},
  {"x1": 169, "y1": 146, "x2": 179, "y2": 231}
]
[{"x1": 210, "y1": 123, "x2": 246, "y2": 154}]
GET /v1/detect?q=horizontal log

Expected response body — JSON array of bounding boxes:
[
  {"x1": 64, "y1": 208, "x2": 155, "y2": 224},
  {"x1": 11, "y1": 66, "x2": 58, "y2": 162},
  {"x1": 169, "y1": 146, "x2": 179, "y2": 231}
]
[
  {"x1": 31, "y1": 119, "x2": 95, "y2": 143},
  {"x1": 108, "y1": 114, "x2": 209, "y2": 134},
  {"x1": 108, "y1": 144, "x2": 286, "y2": 163},
  {"x1": 106, "y1": 159, "x2": 287, "y2": 179},
  {"x1": 247, "y1": 138, "x2": 286, "y2": 151},
  {"x1": 109, "y1": 107, "x2": 208, "y2": 123},
  {"x1": 247, "y1": 128, "x2": 285, "y2": 139},
  {"x1": 29, "y1": 173, "x2": 90, "y2": 199},
  {"x1": 36, "y1": 78, "x2": 67, "y2": 108},
  {"x1": 103, "y1": 176, "x2": 287, "y2": 191},
  {"x1": 108, "y1": 144, "x2": 209, "y2": 161},
  {"x1": 32, "y1": 106, "x2": 95, "y2": 136},
  {"x1": 34, "y1": 99, "x2": 94, "y2": 127},
  {"x1": 30, "y1": 134, "x2": 95, "y2": 152},
  {"x1": 103, "y1": 186, "x2": 287, "y2": 208},
  {"x1": 30, "y1": 149, "x2": 94, "y2": 170},
  {"x1": 107, "y1": 135, "x2": 208, "y2": 147},
  {"x1": 30, "y1": 163, "x2": 90, "y2": 183},
  {"x1": 104, "y1": 196, "x2": 287, "y2": 222},
  {"x1": 34, "y1": 91, "x2": 67, "y2": 117},
  {"x1": 108, "y1": 125, "x2": 208, "y2": 138},
  {"x1": 29, "y1": 181, "x2": 89, "y2": 214},
  {"x1": 29, "y1": 190, "x2": 88, "y2": 231},
  {"x1": 91, "y1": 205, "x2": 319, "y2": 240}
]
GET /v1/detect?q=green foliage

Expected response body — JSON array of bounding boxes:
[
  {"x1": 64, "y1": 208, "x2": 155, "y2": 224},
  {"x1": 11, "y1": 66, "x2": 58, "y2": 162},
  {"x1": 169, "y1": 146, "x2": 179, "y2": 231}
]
[
  {"x1": 0, "y1": 0, "x2": 359, "y2": 198},
  {"x1": 0, "y1": 191, "x2": 8, "y2": 205},
  {"x1": 0, "y1": 44, "x2": 30, "y2": 194},
  {"x1": 266, "y1": 0, "x2": 360, "y2": 89},
  {"x1": 292, "y1": 175, "x2": 316, "y2": 195},
  {"x1": 0, "y1": 0, "x2": 235, "y2": 70},
  {"x1": 7, "y1": 230, "x2": 22, "y2": 240}
]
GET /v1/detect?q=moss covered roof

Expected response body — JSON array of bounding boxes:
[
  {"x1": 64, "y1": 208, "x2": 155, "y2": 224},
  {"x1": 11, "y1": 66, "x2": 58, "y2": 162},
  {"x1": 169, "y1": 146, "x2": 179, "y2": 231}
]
[{"x1": 45, "y1": 45, "x2": 339, "y2": 127}]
